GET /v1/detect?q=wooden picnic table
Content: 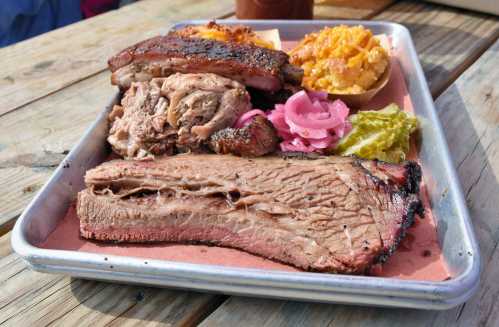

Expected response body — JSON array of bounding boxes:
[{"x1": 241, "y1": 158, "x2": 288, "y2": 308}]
[{"x1": 0, "y1": 0, "x2": 498, "y2": 325}]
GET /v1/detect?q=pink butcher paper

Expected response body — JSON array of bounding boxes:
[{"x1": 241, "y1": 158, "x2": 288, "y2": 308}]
[{"x1": 39, "y1": 39, "x2": 450, "y2": 281}]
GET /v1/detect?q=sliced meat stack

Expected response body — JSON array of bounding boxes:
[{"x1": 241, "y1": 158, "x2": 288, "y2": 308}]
[
  {"x1": 108, "y1": 35, "x2": 303, "y2": 91},
  {"x1": 77, "y1": 154, "x2": 423, "y2": 274}
]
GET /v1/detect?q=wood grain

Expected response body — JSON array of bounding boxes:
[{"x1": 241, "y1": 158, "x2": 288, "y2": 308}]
[
  {"x1": 0, "y1": 232, "x2": 11, "y2": 259},
  {"x1": 0, "y1": 167, "x2": 54, "y2": 234},
  {"x1": 198, "y1": 39, "x2": 499, "y2": 327},
  {"x1": 314, "y1": 0, "x2": 395, "y2": 19},
  {"x1": 373, "y1": 0, "x2": 499, "y2": 98},
  {"x1": 0, "y1": 73, "x2": 113, "y2": 231},
  {"x1": 0, "y1": 0, "x2": 234, "y2": 117},
  {"x1": 0, "y1": 253, "x2": 226, "y2": 326}
]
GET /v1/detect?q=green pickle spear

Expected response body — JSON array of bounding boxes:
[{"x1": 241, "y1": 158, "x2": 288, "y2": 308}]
[{"x1": 334, "y1": 103, "x2": 418, "y2": 163}]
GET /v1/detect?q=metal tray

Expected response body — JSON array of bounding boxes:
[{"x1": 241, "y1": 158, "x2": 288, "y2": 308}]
[{"x1": 11, "y1": 20, "x2": 480, "y2": 310}]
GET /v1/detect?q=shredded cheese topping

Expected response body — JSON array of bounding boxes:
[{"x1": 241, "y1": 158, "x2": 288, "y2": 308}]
[{"x1": 289, "y1": 25, "x2": 389, "y2": 94}]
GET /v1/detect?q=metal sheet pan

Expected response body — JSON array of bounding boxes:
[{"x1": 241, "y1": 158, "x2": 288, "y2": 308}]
[{"x1": 11, "y1": 20, "x2": 480, "y2": 310}]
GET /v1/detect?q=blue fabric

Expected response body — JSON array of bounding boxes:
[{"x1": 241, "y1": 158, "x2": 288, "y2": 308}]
[{"x1": 0, "y1": 0, "x2": 82, "y2": 47}]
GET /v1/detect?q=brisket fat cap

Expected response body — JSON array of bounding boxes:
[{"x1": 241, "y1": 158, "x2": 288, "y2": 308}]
[
  {"x1": 107, "y1": 73, "x2": 251, "y2": 159},
  {"x1": 77, "y1": 154, "x2": 423, "y2": 274},
  {"x1": 107, "y1": 35, "x2": 303, "y2": 91}
]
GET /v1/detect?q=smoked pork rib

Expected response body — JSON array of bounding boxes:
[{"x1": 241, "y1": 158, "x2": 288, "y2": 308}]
[
  {"x1": 108, "y1": 35, "x2": 303, "y2": 91},
  {"x1": 77, "y1": 154, "x2": 423, "y2": 274}
]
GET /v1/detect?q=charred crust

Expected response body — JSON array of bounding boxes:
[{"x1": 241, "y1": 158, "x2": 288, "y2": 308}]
[
  {"x1": 349, "y1": 157, "x2": 424, "y2": 268},
  {"x1": 352, "y1": 157, "x2": 387, "y2": 189},
  {"x1": 209, "y1": 116, "x2": 278, "y2": 157},
  {"x1": 401, "y1": 161, "x2": 422, "y2": 196},
  {"x1": 353, "y1": 157, "x2": 422, "y2": 198},
  {"x1": 376, "y1": 197, "x2": 424, "y2": 264},
  {"x1": 109, "y1": 35, "x2": 291, "y2": 76}
]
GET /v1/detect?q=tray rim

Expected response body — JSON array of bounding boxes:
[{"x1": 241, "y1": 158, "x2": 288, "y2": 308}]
[{"x1": 11, "y1": 19, "x2": 480, "y2": 310}]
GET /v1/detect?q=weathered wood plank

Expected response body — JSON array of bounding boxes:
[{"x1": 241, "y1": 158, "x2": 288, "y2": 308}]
[
  {"x1": 0, "y1": 232, "x2": 12, "y2": 259},
  {"x1": 198, "y1": 39, "x2": 499, "y2": 327},
  {"x1": 0, "y1": 72, "x2": 112, "y2": 232},
  {"x1": 0, "y1": 258, "x2": 69, "y2": 323},
  {"x1": 0, "y1": 253, "x2": 226, "y2": 326},
  {"x1": 51, "y1": 285, "x2": 225, "y2": 327},
  {"x1": 0, "y1": 167, "x2": 54, "y2": 235},
  {"x1": 314, "y1": 0, "x2": 395, "y2": 19},
  {"x1": 373, "y1": 0, "x2": 499, "y2": 98},
  {"x1": 0, "y1": 254, "x2": 25, "y2": 284},
  {"x1": 0, "y1": 72, "x2": 112, "y2": 165},
  {"x1": 0, "y1": 0, "x2": 234, "y2": 117}
]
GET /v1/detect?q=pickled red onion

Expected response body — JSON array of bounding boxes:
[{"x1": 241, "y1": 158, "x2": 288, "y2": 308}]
[
  {"x1": 285, "y1": 91, "x2": 342, "y2": 129},
  {"x1": 267, "y1": 91, "x2": 351, "y2": 153}
]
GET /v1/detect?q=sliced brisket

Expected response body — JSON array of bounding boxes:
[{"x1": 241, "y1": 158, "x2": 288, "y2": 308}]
[{"x1": 77, "y1": 154, "x2": 422, "y2": 274}]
